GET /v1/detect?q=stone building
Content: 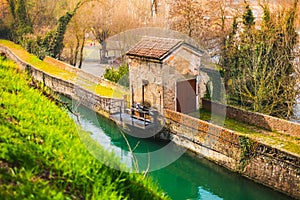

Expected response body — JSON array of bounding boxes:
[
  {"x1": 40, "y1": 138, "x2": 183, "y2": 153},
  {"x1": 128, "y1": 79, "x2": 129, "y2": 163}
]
[{"x1": 126, "y1": 36, "x2": 209, "y2": 114}]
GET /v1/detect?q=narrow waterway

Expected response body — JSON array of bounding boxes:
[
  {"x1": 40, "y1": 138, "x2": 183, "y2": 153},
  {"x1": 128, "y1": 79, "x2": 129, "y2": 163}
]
[{"x1": 61, "y1": 96, "x2": 294, "y2": 200}]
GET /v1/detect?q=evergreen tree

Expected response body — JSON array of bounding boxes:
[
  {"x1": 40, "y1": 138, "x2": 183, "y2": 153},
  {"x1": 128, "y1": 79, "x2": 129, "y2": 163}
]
[
  {"x1": 242, "y1": 4, "x2": 255, "y2": 28},
  {"x1": 220, "y1": 1, "x2": 299, "y2": 119},
  {"x1": 47, "y1": 2, "x2": 81, "y2": 59},
  {"x1": 8, "y1": 0, "x2": 33, "y2": 43}
]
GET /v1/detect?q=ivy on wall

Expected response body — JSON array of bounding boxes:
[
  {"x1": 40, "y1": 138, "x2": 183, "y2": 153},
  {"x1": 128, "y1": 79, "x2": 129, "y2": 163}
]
[{"x1": 237, "y1": 135, "x2": 258, "y2": 172}]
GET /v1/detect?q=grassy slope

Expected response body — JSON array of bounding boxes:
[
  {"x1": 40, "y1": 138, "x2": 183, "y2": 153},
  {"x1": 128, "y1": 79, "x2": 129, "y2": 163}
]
[
  {"x1": 0, "y1": 40, "x2": 128, "y2": 99},
  {"x1": 0, "y1": 57, "x2": 168, "y2": 200}
]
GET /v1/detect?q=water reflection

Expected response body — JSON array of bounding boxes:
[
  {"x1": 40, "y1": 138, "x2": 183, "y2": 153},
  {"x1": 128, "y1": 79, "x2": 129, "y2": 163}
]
[{"x1": 198, "y1": 187, "x2": 223, "y2": 200}]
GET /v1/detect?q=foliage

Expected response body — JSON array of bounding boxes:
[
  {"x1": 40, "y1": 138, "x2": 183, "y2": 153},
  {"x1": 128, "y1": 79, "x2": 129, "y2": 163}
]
[
  {"x1": 169, "y1": 0, "x2": 208, "y2": 39},
  {"x1": 0, "y1": 19, "x2": 11, "y2": 40},
  {"x1": 242, "y1": 4, "x2": 255, "y2": 28},
  {"x1": 6, "y1": 1, "x2": 80, "y2": 60},
  {"x1": 204, "y1": 82, "x2": 212, "y2": 100},
  {"x1": 204, "y1": 69, "x2": 225, "y2": 102},
  {"x1": 0, "y1": 56, "x2": 168, "y2": 200},
  {"x1": 104, "y1": 63, "x2": 129, "y2": 87},
  {"x1": 238, "y1": 136, "x2": 258, "y2": 172},
  {"x1": 168, "y1": 0, "x2": 236, "y2": 54},
  {"x1": 48, "y1": 3, "x2": 80, "y2": 59},
  {"x1": 7, "y1": 0, "x2": 33, "y2": 43},
  {"x1": 23, "y1": 34, "x2": 50, "y2": 60},
  {"x1": 220, "y1": 1, "x2": 300, "y2": 119}
]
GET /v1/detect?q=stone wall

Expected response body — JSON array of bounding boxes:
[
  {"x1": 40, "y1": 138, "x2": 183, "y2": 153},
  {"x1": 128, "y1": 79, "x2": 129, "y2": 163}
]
[
  {"x1": 2, "y1": 44, "x2": 299, "y2": 199},
  {"x1": 0, "y1": 45, "x2": 28, "y2": 70},
  {"x1": 164, "y1": 109, "x2": 241, "y2": 170},
  {"x1": 164, "y1": 109, "x2": 300, "y2": 199},
  {"x1": 129, "y1": 58, "x2": 164, "y2": 111},
  {"x1": 44, "y1": 56, "x2": 129, "y2": 95},
  {"x1": 0, "y1": 45, "x2": 123, "y2": 116},
  {"x1": 202, "y1": 99, "x2": 300, "y2": 137}
]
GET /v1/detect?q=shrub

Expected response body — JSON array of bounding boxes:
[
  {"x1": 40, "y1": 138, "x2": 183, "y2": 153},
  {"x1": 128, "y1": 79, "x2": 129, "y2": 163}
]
[{"x1": 104, "y1": 63, "x2": 129, "y2": 87}]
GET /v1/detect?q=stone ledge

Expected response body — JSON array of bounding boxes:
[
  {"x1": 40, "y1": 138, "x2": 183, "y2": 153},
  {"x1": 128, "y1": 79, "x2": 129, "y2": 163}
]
[
  {"x1": 164, "y1": 109, "x2": 300, "y2": 199},
  {"x1": 202, "y1": 99, "x2": 300, "y2": 138}
]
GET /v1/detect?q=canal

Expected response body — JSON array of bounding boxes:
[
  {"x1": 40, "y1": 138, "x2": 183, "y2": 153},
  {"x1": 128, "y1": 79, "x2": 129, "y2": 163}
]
[{"x1": 61, "y1": 96, "x2": 294, "y2": 200}]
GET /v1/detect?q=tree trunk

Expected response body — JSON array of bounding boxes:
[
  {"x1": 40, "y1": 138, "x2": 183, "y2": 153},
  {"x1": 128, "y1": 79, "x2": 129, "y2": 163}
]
[
  {"x1": 73, "y1": 35, "x2": 80, "y2": 66},
  {"x1": 100, "y1": 40, "x2": 107, "y2": 64},
  {"x1": 78, "y1": 34, "x2": 85, "y2": 69}
]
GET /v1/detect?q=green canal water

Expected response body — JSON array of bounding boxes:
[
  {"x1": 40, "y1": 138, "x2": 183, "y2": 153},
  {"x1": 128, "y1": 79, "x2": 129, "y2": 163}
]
[{"x1": 62, "y1": 97, "x2": 294, "y2": 200}]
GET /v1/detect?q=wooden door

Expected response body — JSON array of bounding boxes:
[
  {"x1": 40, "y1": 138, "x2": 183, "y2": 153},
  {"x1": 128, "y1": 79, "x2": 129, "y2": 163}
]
[{"x1": 176, "y1": 79, "x2": 196, "y2": 113}]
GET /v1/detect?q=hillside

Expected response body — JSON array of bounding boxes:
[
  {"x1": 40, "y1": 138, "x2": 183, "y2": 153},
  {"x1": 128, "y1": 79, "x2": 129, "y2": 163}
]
[{"x1": 0, "y1": 56, "x2": 168, "y2": 199}]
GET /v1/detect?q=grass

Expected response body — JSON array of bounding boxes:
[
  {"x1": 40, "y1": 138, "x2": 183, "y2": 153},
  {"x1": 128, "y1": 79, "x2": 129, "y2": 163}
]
[
  {"x1": 0, "y1": 40, "x2": 128, "y2": 99},
  {"x1": 0, "y1": 57, "x2": 169, "y2": 199},
  {"x1": 189, "y1": 109, "x2": 300, "y2": 155},
  {"x1": 79, "y1": 80, "x2": 127, "y2": 99}
]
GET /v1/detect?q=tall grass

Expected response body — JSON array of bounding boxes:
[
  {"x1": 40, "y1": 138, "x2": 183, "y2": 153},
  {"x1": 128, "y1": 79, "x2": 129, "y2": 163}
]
[{"x1": 0, "y1": 56, "x2": 169, "y2": 199}]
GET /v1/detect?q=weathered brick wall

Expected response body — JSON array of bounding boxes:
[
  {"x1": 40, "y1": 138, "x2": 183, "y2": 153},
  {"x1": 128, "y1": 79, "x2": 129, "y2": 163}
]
[
  {"x1": 164, "y1": 109, "x2": 300, "y2": 199},
  {"x1": 244, "y1": 144, "x2": 300, "y2": 198},
  {"x1": 202, "y1": 99, "x2": 300, "y2": 137}
]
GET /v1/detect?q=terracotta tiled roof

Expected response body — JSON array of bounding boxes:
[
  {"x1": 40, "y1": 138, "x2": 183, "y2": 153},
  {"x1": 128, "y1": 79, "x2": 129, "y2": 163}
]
[{"x1": 126, "y1": 37, "x2": 183, "y2": 60}]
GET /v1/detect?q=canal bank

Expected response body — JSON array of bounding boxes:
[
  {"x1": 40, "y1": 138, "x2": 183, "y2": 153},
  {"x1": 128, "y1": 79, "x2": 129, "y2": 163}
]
[
  {"x1": 63, "y1": 96, "x2": 295, "y2": 200},
  {"x1": 0, "y1": 41, "x2": 299, "y2": 199}
]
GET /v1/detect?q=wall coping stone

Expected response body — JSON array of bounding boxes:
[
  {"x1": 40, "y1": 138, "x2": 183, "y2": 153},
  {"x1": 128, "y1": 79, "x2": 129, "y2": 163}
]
[{"x1": 202, "y1": 99, "x2": 300, "y2": 138}]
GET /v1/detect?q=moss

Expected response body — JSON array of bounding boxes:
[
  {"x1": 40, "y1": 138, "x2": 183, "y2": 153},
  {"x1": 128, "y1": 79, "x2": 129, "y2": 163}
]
[{"x1": 237, "y1": 136, "x2": 258, "y2": 172}]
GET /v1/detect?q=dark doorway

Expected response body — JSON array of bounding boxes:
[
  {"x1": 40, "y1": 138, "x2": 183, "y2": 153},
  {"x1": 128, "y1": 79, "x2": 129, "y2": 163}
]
[{"x1": 176, "y1": 79, "x2": 196, "y2": 113}]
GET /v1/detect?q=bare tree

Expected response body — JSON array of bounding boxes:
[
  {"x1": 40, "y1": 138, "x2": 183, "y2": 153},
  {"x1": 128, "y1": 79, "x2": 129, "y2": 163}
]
[
  {"x1": 168, "y1": 0, "x2": 238, "y2": 58},
  {"x1": 63, "y1": 2, "x2": 92, "y2": 67}
]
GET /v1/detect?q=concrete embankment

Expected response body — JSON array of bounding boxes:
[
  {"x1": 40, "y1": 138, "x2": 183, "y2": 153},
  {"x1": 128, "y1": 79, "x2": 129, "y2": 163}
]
[{"x1": 0, "y1": 43, "x2": 299, "y2": 199}]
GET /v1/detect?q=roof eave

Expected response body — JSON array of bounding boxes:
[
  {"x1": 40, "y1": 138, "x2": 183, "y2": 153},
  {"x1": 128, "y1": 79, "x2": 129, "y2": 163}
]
[
  {"x1": 127, "y1": 54, "x2": 163, "y2": 63},
  {"x1": 159, "y1": 41, "x2": 184, "y2": 61}
]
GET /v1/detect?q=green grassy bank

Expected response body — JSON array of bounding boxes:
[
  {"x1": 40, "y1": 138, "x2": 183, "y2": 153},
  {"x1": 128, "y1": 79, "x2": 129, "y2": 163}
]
[{"x1": 0, "y1": 57, "x2": 168, "y2": 199}]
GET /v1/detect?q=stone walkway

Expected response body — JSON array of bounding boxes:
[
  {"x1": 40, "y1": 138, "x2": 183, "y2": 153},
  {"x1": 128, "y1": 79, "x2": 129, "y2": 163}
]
[{"x1": 81, "y1": 45, "x2": 106, "y2": 77}]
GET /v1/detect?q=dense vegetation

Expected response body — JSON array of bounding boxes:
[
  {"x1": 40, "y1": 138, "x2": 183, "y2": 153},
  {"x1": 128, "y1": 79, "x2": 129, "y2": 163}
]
[
  {"x1": 220, "y1": 1, "x2": 299, "y2": 118},
  {"x1": 9, "y1": 0, "x2": 80, "y2": 60},
  {"x1": 0, "y1": 56, "x2": 168, "y2": 199}
]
